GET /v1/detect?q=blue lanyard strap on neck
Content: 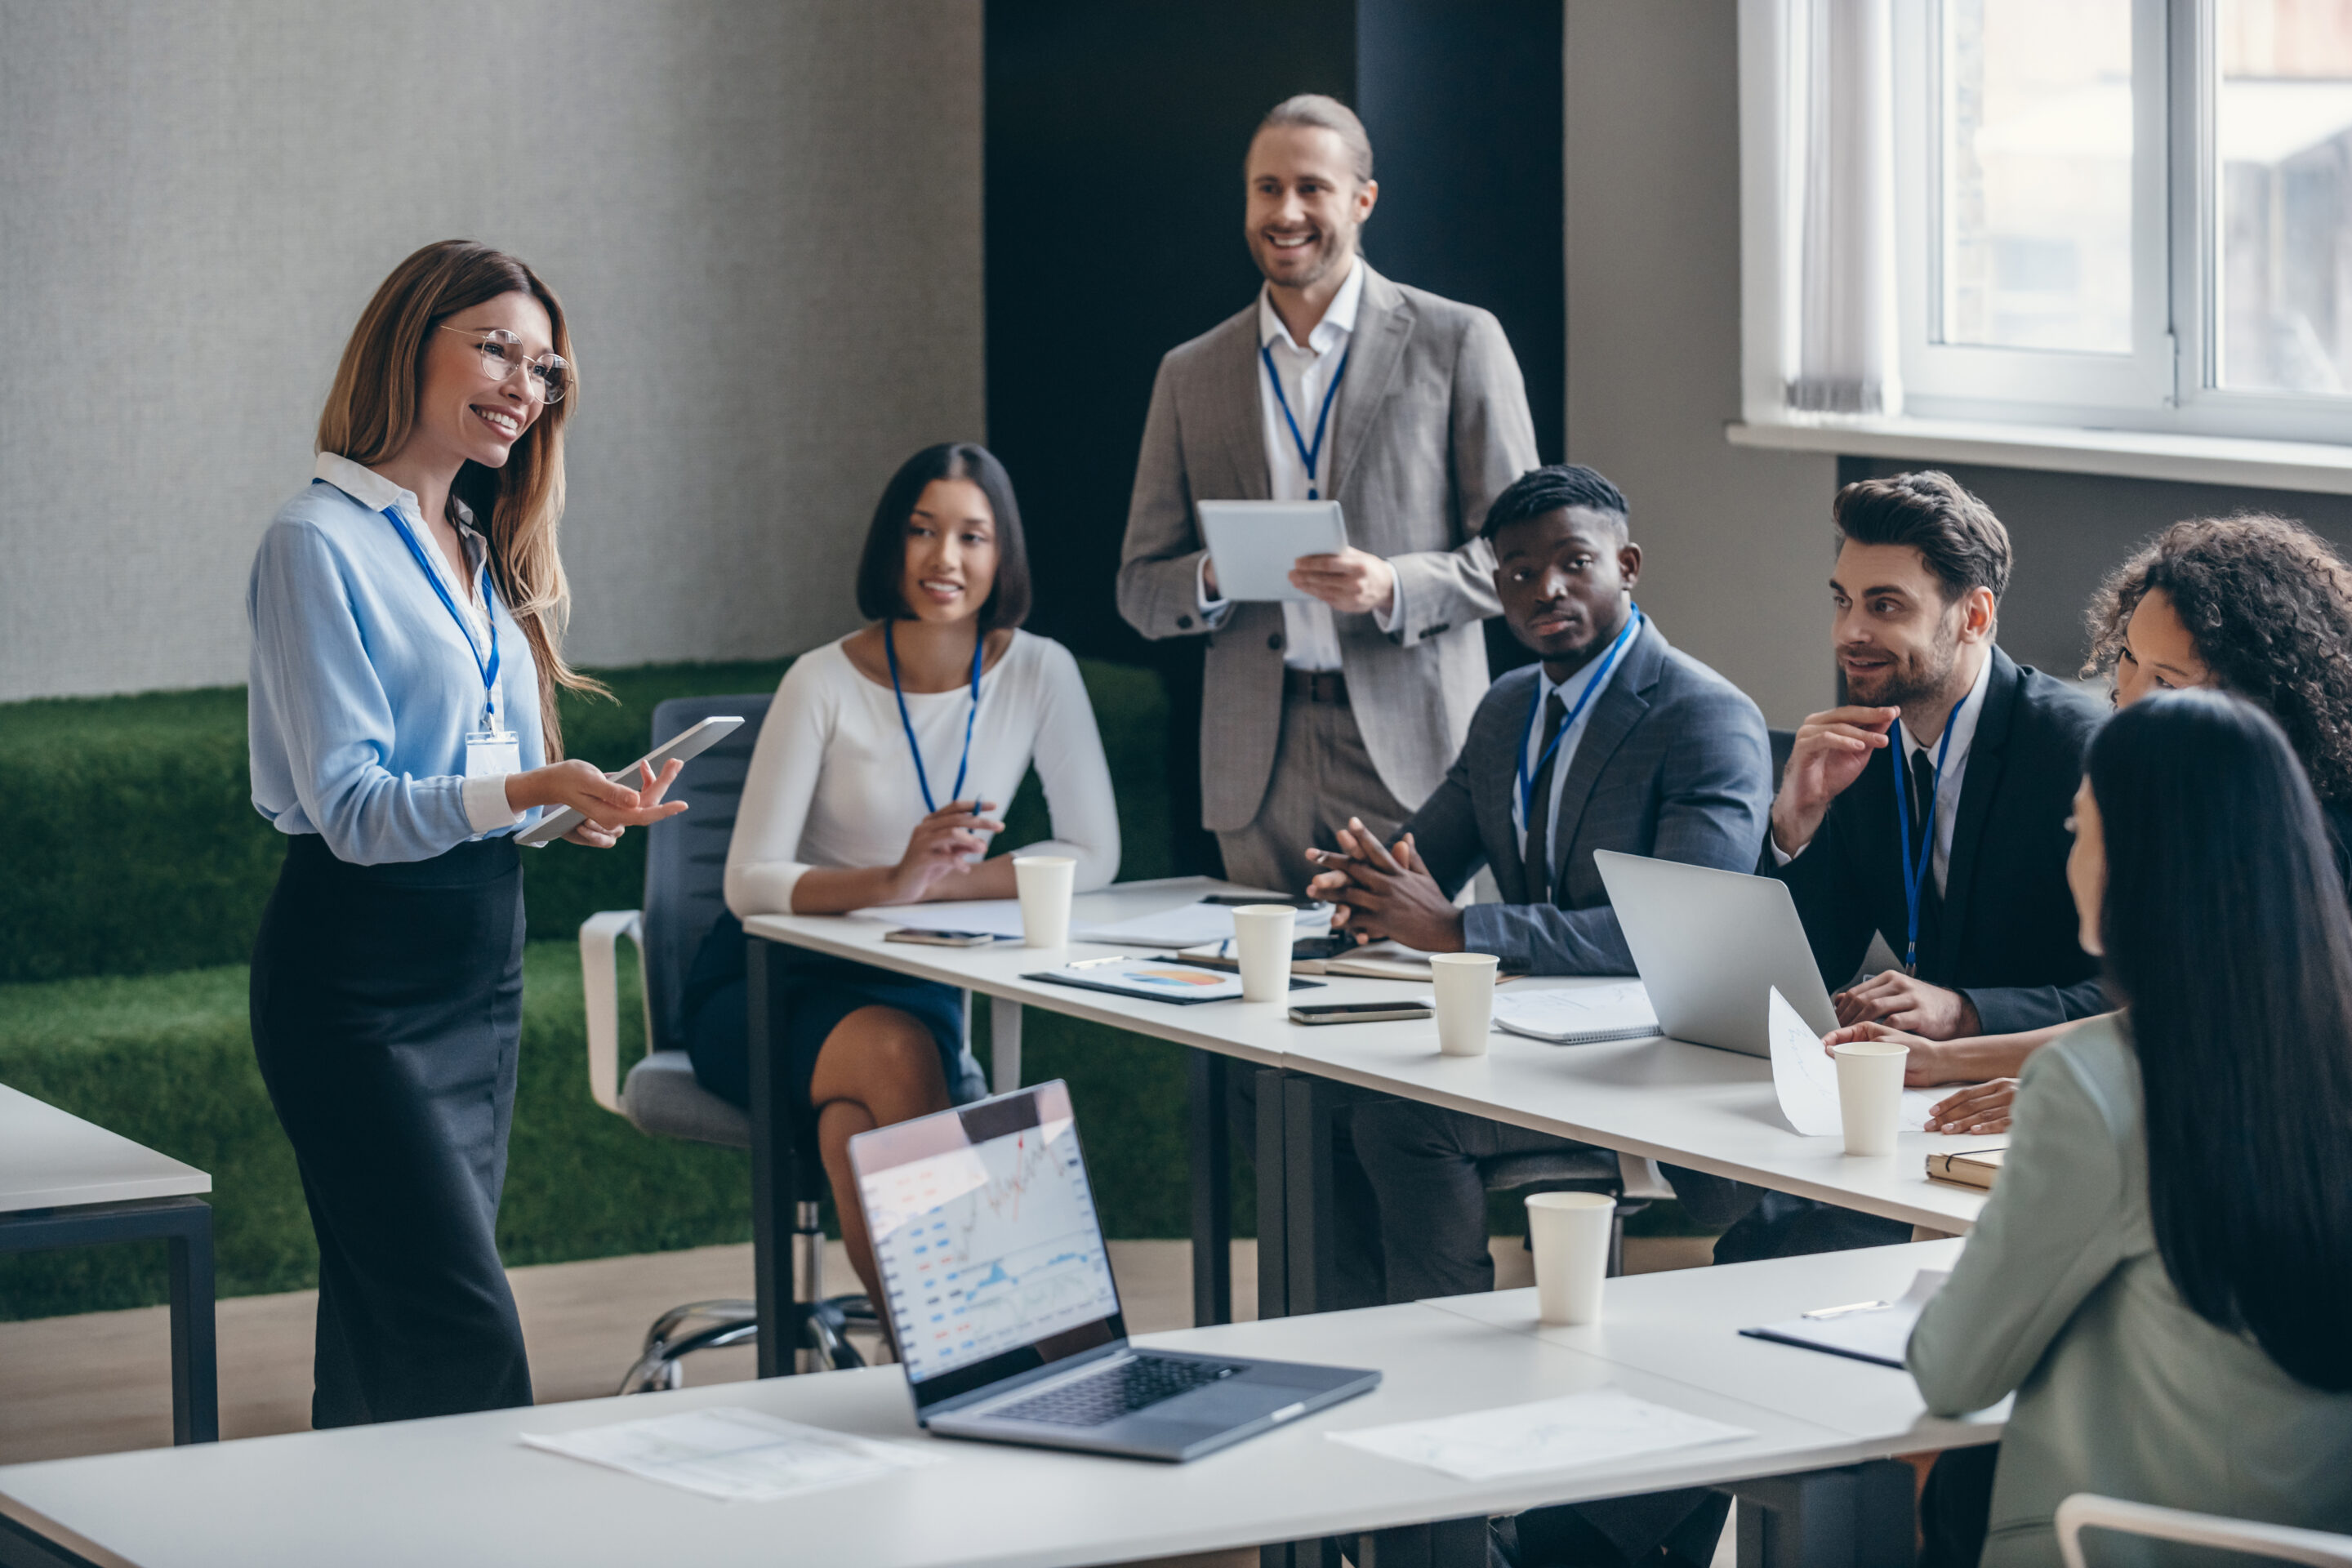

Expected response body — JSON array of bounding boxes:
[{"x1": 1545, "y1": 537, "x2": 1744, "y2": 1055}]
[
  {"x1": 380, "y1": 505, "x2": 500, "y2": 721},
  {"x1": 1891, "y1": 688, "x2": 1969, "y2": 974},
  {"x1": 1261, "y1": 341, "x2": 1351, "y2": 501},
  {"x1": 1515, "y1": 606, "x2": 1644, "y2": 831},
  {"x1": 884, "y1": 621, "x2": 982, "y2": 814}
]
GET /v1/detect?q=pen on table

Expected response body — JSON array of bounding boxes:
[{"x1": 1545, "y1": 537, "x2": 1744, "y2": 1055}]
[{"x1": 1801, "y1": 1299, "x2": 1891, "y2": 1320}]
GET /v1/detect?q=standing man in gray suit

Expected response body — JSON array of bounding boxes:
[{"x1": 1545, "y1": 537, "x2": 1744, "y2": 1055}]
[{"x1": 1117, "y1": 93, "x2": 1540, "y2": 894}]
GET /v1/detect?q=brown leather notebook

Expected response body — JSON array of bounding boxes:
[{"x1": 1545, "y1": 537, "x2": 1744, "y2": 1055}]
[{"x1": 1925, "y1": 1146, "x2": 2006, "y2": 1190}]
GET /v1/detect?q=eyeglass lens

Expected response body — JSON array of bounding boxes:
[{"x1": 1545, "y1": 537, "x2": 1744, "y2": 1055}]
[{"x1": 474, "y1": 332, "x2": 568, "y2": 403}]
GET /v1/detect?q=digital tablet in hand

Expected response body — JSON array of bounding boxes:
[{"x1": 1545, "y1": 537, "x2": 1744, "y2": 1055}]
[
  {"x1": 1197, "y1": 500, "x2": 1348, "y2": 602},
  {"x1": 514, "y1": 715, "x2": 744, "y2": 846}
]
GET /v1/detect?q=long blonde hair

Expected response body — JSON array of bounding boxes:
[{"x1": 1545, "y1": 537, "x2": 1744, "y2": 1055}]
[{"x1": 317, "y1": 240, "x2": 605, "y2": 757}]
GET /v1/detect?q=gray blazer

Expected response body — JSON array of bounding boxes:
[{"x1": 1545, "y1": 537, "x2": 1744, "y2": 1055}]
[
  {"x1": 1116, "y1": 265, "x2": 1540, "y2": 831},
  {"x1": 1909, "y1": 1015, "x2": 2352, "y2": 1566},
  {"x1": 1404, "y1": 619, "x2": 1772, "y2": 974}
]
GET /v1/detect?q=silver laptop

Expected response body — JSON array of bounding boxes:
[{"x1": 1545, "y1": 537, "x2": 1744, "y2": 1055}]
[
  {"x1": 1593, "y1": 849, "x2": 1840, "y2": 1055},
  {"x1": 850, "y1": 1080, "x2": 1379, "y2": 1462}
]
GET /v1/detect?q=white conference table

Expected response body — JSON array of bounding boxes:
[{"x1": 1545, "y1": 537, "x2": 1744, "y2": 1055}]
[
  {"x1": 0, "y1": 1085, "x2": 217, "y2": 1445},
  {"x1": 741, "y1": 878, "x2": 1999, "y2": 1337},
  {"x1": 0, "y1": 1244, "x2": 1995, "y2": 1568}
]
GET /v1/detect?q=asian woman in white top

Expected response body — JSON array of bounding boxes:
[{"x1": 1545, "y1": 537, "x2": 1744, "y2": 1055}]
[
  {"x1": 247, "y1": 241, "x2": 684, "y2": 1428},
  {"x1": 687, "y1": 443, "x2": 1119, "y2": 1311}
]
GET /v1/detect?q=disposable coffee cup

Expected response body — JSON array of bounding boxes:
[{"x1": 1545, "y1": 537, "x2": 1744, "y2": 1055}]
[
  {"x1": 1527, "y1": 1191, "x2": 1615, "y2": 1325},
  {"x1": 1430, "y1": 952, "x2": 1500, "y2": 1056},
  {"x1": 1231, "y1": 905, "x2": 1298, "y2": 1002},
  {"x1": 1833, "y1": 1039, "x2": 1910, "y2": 1156},
  {"x1": 1012, "y1": 856, "x2": 1076, "y2": 948}
]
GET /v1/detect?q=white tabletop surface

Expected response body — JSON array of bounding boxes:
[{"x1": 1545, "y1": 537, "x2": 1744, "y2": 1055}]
[
  {"x1": 746, "y1": 886, "x2": 1998, "y2": 1232},
  {"x1": 0, "y1": 1250, "x2": 1998, "y2": 1568},
  {"x1": 0, "y1": 1083, "x2": 210, "y2": 1214}
]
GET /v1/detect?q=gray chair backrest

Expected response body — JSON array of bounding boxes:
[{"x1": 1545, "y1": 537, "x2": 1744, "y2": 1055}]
[
  {"x1": 1769, "y1": 727, "x2": 1796, "y2": 790},
  {"x1": 644, "y1": 693, "x2": 773, "y2": 1053}
]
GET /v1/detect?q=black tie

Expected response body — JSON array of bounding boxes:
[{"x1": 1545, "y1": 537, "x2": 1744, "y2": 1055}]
[
  {"x1": 1909, "y1": 746, "x2": 1945, "y2": 934},
  {"x1": 1525, "y1": 693, "x2": 1570, "y2": 902}
]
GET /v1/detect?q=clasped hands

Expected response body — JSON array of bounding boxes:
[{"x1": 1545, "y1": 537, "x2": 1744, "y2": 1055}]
[
  {"x1": 1303, "y1": 817, "x2": 1465, "y2": 953},
  {"x1": 1204, "y1": 547, "x2": 1396, "y2": 617},
  {"x1": 1821, "y1": 1019, "x2": 2018, "y2": 1134}
]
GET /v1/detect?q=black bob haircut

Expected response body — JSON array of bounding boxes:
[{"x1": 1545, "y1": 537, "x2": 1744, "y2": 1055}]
[
  {"x1": 1480, "y1": 464, "x2": 1629, "y2": 543},
  {"x1": 2090, "y1": 689, "x2": 2352, "y2": 1392},
  {"x1": 1833, "y1": 470, "x2": 2011, "y2": 605},
  {"x1": 854, "y1": 443, "x2": 1032, "y2": 630}
]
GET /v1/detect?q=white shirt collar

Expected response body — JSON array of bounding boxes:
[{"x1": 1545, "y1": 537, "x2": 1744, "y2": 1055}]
[
  {"x1": 314, "y1": 451, "x2": 479, "y2": 535},
  {"x1": 1257, "y1": 256, "x2": 1365, "y2": 354},
  {"x1": 1900, "y1": 645, "x2": 1994, "y2": 766}
]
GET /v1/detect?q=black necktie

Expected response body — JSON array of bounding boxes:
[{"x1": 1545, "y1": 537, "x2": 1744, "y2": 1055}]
[
  {"x1": 1525, "y1": 693, "x2": 1570, "y2": 902},
  {"x1": 1909, "y1": 746, "x2": 1945, "y2": 931}
]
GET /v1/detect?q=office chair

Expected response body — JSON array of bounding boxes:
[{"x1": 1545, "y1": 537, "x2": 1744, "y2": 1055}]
[
  {"x1": 2057, "y1": 1495, "x2": 2352, "y2": 1567},
  {"x1": 580, "y1": 693, "x2": 877, "y2": 1392}
]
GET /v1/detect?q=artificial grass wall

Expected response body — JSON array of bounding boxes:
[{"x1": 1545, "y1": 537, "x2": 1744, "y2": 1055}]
[{"x1": 2, "y1": 656, "x2": 1179, "y2": 986}]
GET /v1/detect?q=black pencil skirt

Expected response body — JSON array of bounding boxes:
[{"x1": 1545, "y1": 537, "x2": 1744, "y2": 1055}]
[{"x1": 250, "y1": 833, "x2": 533, "y2": 1428}]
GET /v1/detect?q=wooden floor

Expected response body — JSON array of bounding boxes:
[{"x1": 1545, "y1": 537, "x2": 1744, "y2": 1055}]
[{"x1": 0, "y1": 1235, "x2": 1718, "y2": 1568}]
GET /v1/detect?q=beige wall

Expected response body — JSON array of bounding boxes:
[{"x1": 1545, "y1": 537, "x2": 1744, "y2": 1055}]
[
  {"x1": 1564, "y1": 0, "x2": 1833, "y2": 728},
  {"x1": 0, "y1": 1, "x2": 982, "y2": 702}
]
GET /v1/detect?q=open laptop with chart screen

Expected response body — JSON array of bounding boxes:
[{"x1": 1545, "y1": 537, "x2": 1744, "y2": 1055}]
[{"x1": 850, "y1": 1080, "x2": 1379, "y2": 1461}]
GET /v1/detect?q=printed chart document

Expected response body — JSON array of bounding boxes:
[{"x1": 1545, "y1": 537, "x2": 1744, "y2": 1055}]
[
  {"x1": 851, "y1": 900, "x2": 1028, "y2": 940},
  {"x1": 1766, "y1": 987, "x2": 1960, "y2": 1135},
  {"x1": 521, "y1": 1407, "x2": 940, "y2": 1502},
  {"x1": 1329, "y1": 1386, "x2": 1750, "y2": 1481},
  {"x1": 1491, "y1": 983, "x2": 1659, "y2": 1045},
  {"x1": 1740, "y1": 1267, "x2": 1950, "y2": 1368}
]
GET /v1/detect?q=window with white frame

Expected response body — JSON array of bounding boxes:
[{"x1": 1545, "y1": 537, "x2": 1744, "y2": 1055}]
[{"x1": 1742, "y1": 0, "x2": 2352, "y2": 452}]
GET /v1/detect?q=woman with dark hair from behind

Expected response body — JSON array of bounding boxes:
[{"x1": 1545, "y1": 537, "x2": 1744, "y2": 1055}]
[
  {"x1": 1907, "y1": 690, "x2": 2352, "y2": 1566},
  {"x1": 679, "y1": 443, "x2": 1118, "y2": 1314}
]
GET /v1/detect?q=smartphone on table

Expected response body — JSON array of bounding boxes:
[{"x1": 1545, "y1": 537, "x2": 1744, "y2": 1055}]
[
  {"x1": 885, "y1": 929, "x2": 998, "y2": 947},
  {"x1": 1289, "y1": 1000, "x2": 1433, "y2": 1026}
]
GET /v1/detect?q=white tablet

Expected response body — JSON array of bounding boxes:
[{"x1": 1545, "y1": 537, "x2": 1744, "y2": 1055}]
[
  {"x1": 1197, "y1": 500, "x2": 1348, "y2": 602},
  {"x1": 514, "y1": 715, "x2": 745, "y2": 847}
]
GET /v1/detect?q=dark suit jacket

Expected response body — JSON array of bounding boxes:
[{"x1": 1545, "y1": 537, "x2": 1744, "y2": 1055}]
[
  {"x1": 1769, "y1": 646, "x2": 2106, "y2": 1034},
  {"x1": 1405, "y1": 619, "x2": 1774, "y2": 974}
]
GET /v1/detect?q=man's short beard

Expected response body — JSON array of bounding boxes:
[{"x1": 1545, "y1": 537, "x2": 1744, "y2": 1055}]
[{"x1": 1855, "y1": 617, "x2": 1964, "y2": 711}]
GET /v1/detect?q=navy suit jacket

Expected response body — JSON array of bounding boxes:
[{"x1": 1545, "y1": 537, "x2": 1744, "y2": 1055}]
[
  {"x1": 1768, "y1": 646, "x2": 2107, "y2": 1033},
  {"x1": 1405, "y1": 619, "x2": 1773, "y2": 974}
]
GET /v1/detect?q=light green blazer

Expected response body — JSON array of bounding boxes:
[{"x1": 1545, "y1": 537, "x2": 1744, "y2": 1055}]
[{"x1": 1907, "y1": 1014, "x2": 2352, "y2": 1566}]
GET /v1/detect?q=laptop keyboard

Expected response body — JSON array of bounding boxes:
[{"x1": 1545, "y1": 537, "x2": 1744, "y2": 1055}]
[{"x1": 992, "y1": 1356, "x2": 1245, "y2": 1428}]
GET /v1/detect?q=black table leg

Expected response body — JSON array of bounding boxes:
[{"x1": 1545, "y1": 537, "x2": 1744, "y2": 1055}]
[
  {"x1": 0, "y1": 1196, "x2": 217, "y2": 1445},
  {"x1": 1255, "y1": 1067, "x2": 1290, "y2": 1321},
  {"x1": 1188, "y1": 1050, "x2": 1232, "y2": 1326},
  {"x1": 1281, "y1": 1072, "x2": 1339, "y2": 1316},
  {"x1": 1727, "y1": 1460, "x2": 1918, "y2": 1566},
  {"x1": 746, "y1": 934, "x2": 800, "y2": 1378}
]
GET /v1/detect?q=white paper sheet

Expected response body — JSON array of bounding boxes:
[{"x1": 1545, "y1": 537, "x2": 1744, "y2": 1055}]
[
  {"x1": 1328, "y1": 1386, "x2": 1751, "y2": 1481},
  {"x1": 1766, "y1": 987, "x2": 1961, "y2": 1136},
  {"x1": 1740, "y1": 1268, "x2": 1949, "y2": 1368},
  {"x1": 1491, "y1": 983, "x2": 1659, "y2": 1044},
  {"x1": 520, "y1": 1407, "x2": 941, "y2": 1503},
  {"x1": 1072, "y1": 901, "x2": 1331, "y2": 950},
  {"x1": 849, "y1": 900, "x2": 1029, "y2": 939}
]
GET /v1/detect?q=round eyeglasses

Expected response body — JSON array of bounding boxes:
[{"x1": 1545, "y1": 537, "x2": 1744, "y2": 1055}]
[{"x1": 438, "y1": 326, "x2": 570, "y2": 403}]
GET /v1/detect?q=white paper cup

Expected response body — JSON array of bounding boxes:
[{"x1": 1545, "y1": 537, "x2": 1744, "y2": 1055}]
[
  {"x1": 1527, "y1": 1191, "x2": 1615, "y2": 1325},
  {"x1": 1430, "y1": 952, "x2": 1500, "y2": 1056},
  {"x1": 1012, "y1": 856, "x2": 1076, "y2": 948},
  {"x1": 1833, "y1": 1040, "x2": 1910, "y2": 1156},
  {"x1": 1231, "y1": 905, "x2": 1297, "y2": 1002}
]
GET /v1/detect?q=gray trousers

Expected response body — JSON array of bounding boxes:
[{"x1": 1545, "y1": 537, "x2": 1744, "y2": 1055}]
[{"x1": 1215, "y1": 691, "x2": 1411, "y2": 898}]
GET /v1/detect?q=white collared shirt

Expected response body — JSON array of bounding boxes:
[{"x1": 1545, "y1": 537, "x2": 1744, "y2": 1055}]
[
  {"x1": 1512, "y1": 611, "x2": 1641, "y2": 861},
  {"x1": 310, "y1": 452, "x2": 520, "y2": 835},
  {"x1": 1195, "y1": 258, "x2": 1398, "y2": 671},
  {"x1": 1895, "y1": 647, "x2": 1993, "y2": 898}
]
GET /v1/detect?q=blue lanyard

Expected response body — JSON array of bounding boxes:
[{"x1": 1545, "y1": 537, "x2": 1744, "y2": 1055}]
[
  {"x1": 1891, "y1": 691, "x2": 1968, "y2": 974},
  {"x1": 380, "y1": 504, "x2": 501, "y2": 725},
  {"x1": 1261, "y1": 341, "x2": 1351, "y2": 500},
  {"x1": 1515, "y1": 607, "x2": 1644, "y2": 832},
  {"x1": 884, "y1": 621, "x2": 982, "y2": 813}
]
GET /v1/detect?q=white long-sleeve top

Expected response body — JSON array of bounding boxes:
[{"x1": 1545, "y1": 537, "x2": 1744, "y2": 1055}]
[{"x1": 724, "y1": 630, "x2": 1121, "y2": 917}]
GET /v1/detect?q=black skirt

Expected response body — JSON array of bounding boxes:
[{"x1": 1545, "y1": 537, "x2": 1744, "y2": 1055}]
[{"x1": 249, "y1": 833, "x2": 532, "y2": 1428}]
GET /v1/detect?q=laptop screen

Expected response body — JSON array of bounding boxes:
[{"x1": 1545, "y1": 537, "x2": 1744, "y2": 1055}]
[{"x1": 851, "y1": 1080, "x2": 1124, "y2": 1396}]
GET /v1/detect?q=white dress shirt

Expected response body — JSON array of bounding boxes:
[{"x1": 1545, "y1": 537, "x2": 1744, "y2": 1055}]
[
  {"x1": 1771, "y1": 646, "x2": 1991, "y2": 895},
  {"x1": 1195, "y1": 258, "x2": 1399, "y2": 670},
  {"x1": 1512, "y1": 611, "x2": 1642, "y2": 859}
]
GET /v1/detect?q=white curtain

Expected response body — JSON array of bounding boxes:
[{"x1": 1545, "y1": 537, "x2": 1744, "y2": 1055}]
[{"x1": 1782, "y1": 0, "x2": 1903, "y2": 416}]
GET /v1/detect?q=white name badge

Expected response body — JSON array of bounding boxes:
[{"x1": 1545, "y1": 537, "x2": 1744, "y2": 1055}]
[{"x1": 466, "y1": 728, "x2": 522, "y2": 778}]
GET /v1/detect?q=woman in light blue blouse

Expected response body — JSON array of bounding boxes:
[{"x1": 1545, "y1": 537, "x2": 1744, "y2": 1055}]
[{"x1": 247, "y1": 240, "x2": 682, "y2": 1427}]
